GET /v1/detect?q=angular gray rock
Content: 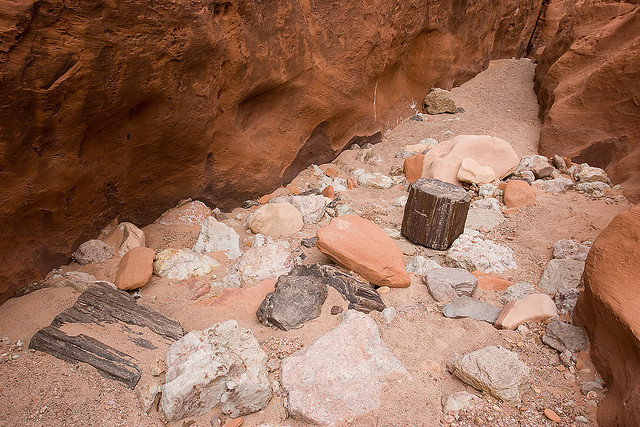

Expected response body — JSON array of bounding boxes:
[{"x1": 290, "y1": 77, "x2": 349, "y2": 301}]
[
  {"x1": 533, "y1": 177, "x2": 574, "y2": 193},
  {"x1": 538, "y1": 259, "x2": 585, "y2": 294},
  {"x1": 470, "y1": 197, "x2": 501, "y2": 212},
  {"x1": 423, "y1": 88, "x2": 457, "y2": 114},
  {"x1": 72, "y1": 239, "x2": 115, "y2": 265},
  {"x1": 449, "y1": 346, "x2": 529, "y2": 402},
  {"x1": 280, "y1": 310, "x2": 407, "y2": 425},
  {"x1": 256, "y1": 274, "x2": 328, "y2": 331},
  {"x1": 553, "y1": 239, "x2": 590, "y2": 262},
  {"x1": 192, "y1": 216, "x2": 242, "y2": 259},
  {"x1": 442, "y1": 296, "x2": 501, "y2": 323},
  {"x1": 160, "y1": 320, "x2": 271, "y2": 421},
  {"x1": 575, "y1": 165, "x2": 609, "y2": 183},
  {"x1": 446, "y1": 234, "x2": 517, "y2": 274},
  {"x1": 499, "y1": 282, "x2": 535, "y2": 305},
  {"x1": 424, "y1": 268, "x2": 478, "y2": 302},
  {"x1": 542, "y1": 320, "x2": 588, "y2": 353},
  {"x1": 555, "y1": 288, "x2": 581, "y2": 315},
  {"x1": 441, "y1": 391, "x2": 482, "y2": 414},
  {"x1": 576, "y1": 181, "x2": 611, "y2": 194}
]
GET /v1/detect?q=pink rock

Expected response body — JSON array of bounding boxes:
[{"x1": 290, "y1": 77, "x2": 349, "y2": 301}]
[
  {"x1": 192, "y1": 279, "x2": 276, "y2": 313},
  {"x1": 155, "y1": 200, "x2": 212, "y2": 226},
  {"x1": 115, "y1": 246, "x2": 155, "y2": 290},
  {"x1": 403, "y1": 154, "x2": 425, "y2": 183},
  {"x1": 494, "y1": 293, "x2": 558, "y2": 330},
  {"x1": 316, "y1": 215, "x2": 410, "y2": 288}
]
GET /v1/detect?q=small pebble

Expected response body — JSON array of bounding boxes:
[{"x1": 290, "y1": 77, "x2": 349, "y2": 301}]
[
  {"x1": 556, "y1": 365, "x2": 566, "y2": 372},
  {"x1": 11, "y1": 354, "x2": 19, "y2": 360},
  {"x1": 378, "y1": 286, "x2": 391, "y2": 295},
  {"x1": 544, "y1": 408, "x2": 561, "y2": 423},
  {"x1": 330, "y1": 306, "x2": 343, "y2": 315},
  {"x1": 575, "y1": 415, "x2": 589, "y2": 423},
  {"x1": 587, "y1": 390, "x2": 598, "y2": 399}
]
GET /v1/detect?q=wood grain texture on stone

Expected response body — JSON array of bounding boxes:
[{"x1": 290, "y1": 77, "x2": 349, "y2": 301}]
[
  {"x1": 29, "y1": 283, "x2": 184, "y2": 388},
  {"x1": 401, "y1": 178, "x2": 471, "y2": 250},
  {"x1": 29, "y1": 326, "x2": 142, "y2": 389},
  {"x1": 0, "y1": 0, "x2": 545, "y2": 302}
]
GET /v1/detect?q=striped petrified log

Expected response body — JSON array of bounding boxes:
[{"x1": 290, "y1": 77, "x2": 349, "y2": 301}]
[{"x1": 401, "y1": 178, "x2": 471, "y2": 250}]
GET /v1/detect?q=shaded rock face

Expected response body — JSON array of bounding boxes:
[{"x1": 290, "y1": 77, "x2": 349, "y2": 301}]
[
  {"x1": 574, "y1": 204, "x2": 640, "y2": 427},
  {"x1": 0, "y1": 0, "x2": 544, "y2": 301},
  {"x1": 534, "y1": 0, "x2": 640, "y2": 203}
]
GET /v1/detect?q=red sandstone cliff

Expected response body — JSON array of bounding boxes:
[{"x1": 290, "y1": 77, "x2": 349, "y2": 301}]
[
  {"x1": 535, "y1": 0, "x2": 640, "y2": 203},
  {"x1": 0, "y1": 0, "x2": 544, "y2": 301},
  {"x1": 575, "y1": 204, "x2": 640, "y2": 427}
]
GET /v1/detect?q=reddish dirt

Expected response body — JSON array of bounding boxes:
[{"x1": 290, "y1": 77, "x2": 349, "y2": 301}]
[{"x1": 0, "y1": 59, "x2": 632, "y2": 427}]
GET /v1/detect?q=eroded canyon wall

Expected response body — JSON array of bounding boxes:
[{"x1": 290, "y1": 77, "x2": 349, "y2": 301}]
[
  {"x1": 534, "y1": 0, "x2": 640, "y2": 203},
  {"x1": 0, "y1": 0, "x2": 543, "y2": 301}
]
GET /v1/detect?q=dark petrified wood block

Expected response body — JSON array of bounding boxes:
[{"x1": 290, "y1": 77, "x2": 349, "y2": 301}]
[{"x1": 401, "y1": 178, "x2": 471, "y2": 250}]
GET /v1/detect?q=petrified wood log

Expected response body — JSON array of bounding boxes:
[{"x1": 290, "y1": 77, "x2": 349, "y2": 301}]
[
  {"x1": 29, "y1": 282, "x2": 184, "y2": 388},
  {"x1": 401, "y1": 178, "x2": 471, "y2": 250},
  {"x1": 29, "y1": 326, "x2": 142, "y2": 389},
  {"x1": 291, "y1": 264, "x2": 386, "y2": 313}
]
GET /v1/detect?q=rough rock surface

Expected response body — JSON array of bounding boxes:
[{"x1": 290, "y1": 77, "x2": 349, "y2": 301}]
[
  {"x1": 449, "y1": 346, "x2": 529, "y2": 402},
  {"x1": 192, "y1": 216, "x2": 242, "y2": 259},
  {"x1": 220, "y1": 243, "x2": 294, "y2": 288},
  {"x1": 446, "y1": 234, "x2": 517, "y2": 274},
  {"x1": 272, "y1": 195, "x2": 327, "y2": 224},
  {"x1": 0, "y1": 0, "x2": 546, "y2": 301},
  {"x1": 542, "y1": 320, "x2": 588, "y2": 353},
  {"x1": 420, "y1": 135, "x2": 520, "y2": 185},
  {"x1": 153, "y1": 249, "x2": 219, "y2": 281},
  {"x1": 160, "y1": 320, "x2": 271, "y2": 421},
  {"x1": 72, "y1": 239, "x2": 115, "y2": 265},
  {"x1": 423, "y1": 88, "x2": 457, "y2": 114},
  {"x1": 256, "y1": 274, "x2": 328, "y2": 331},
  {"x1": 424, "y1": 268, "x2": 478, "y2": 302},
  {"x1": 280, "y1": 310, "x2": 408, "y2": 425},
  {"x1": 535, "y1": 0, "x2": 640, "y2": 203},
  {"x1": 155, "y1": 201, "x2": 212, "y2": 226},
  {"x1": 115, "y1": 246, "x2": 156, "y2": 290},
  {"x1": 442, "y1": 296, "x2": 501, "y2": 323},
  {"x1": 574, "y1": 204, "x2": 640, "y2": 426},
  {"x1": 499, "y1": 282, "x2": 535, "y2": 305},
  {"x1": 316, "y1": 215, "x2": 411, "y2": 288},
  {"x1": 538, "y1": 259, "x2": 585, "y2": 294},
  {"x1": 553, "y1": 239, "x2": 590, "y2": 262}
]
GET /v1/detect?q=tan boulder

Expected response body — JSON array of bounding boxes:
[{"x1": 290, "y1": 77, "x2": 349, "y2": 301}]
[
  {"x1": 403, "y1": 154, "x2": 425, "y2": 183},
  {"x1": 115, "y1": 246, "x2": 156, "y2": 290},
  {"x1": 457, "y1": 157, "x2": 496, "y2": 185},
  {"x1": 316, "y1": 215, "x2": 410, "y2": 288},
  {"x1": 404, "y1": 143, "x2": 428, "y2": 154},
  {"x1": 494, "y1": 293, "x2": 557, "y2": 330},
  {"x1": 574, "y1": 204, "x2": 640, "y2": 426},
  {"x1": 154, "y1": 200, "x2": 212, "y2": 226},
  {"x1": 503, "y1": 180, "x2": 536, "y2": 209},
  {"x1": 248, "y1": 203, "x2": 304, "y2": 236},
  {"x1": 421, "y1": 135, "x2": 519, "y2": 185}
]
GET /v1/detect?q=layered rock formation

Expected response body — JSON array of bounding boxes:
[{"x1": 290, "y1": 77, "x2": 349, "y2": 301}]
[
  {"x1": 535, "y1": 0, "x2": 640, "y2": 203},
  {"x1": 0, "y1": 0, "x2": 544, "y2": 301},
  {"x1": 574, "y1": 204, "x2": 640, "y2": 426}
]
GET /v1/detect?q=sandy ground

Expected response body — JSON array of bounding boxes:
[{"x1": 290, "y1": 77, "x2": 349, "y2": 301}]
[{"x1": 0, "y1": 59, "x2": 632, "y2": 427}]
